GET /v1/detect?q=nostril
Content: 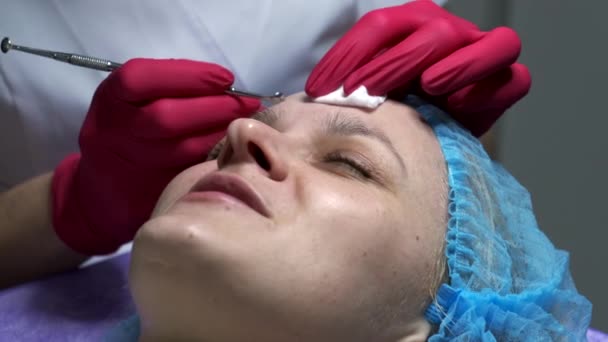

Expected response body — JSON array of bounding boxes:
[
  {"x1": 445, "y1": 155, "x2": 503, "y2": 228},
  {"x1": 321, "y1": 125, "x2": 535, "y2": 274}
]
[{"x1": 248, "y1": 142, "x2": 270, "y2": 171}]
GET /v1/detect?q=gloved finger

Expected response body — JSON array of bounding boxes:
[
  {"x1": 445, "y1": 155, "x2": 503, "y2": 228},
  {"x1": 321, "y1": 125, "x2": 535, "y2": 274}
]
[
  {"x1": 421, "y1": 27, "x2": 522, "y2": 96},
  {"x1": 106, "y1": 58, "x2": 234, "y2": 103},
  {"x1": 305, "y1": 4, "x2": 434, "y2": 98},
  {"x1": 444, "y1": 63, "x2": 531, "y2": 137},
  {"x1": 131, "y1": 95, "x2": 261, "y2": 139},
  {"x1": 117, "y1": 128, "x2": 228, "y2": 169},
  {"x1": 343, "y1": 18, "x2": 471, "y2": 96},
  {"x1": 305, "y1": 0, "x2": 482, "y2": 98}
]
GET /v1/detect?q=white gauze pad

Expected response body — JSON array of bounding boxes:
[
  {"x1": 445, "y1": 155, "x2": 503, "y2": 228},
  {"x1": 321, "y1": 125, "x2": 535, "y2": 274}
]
[{"x1": 313, "y1": 85, "x2": 386, "y2": 109}]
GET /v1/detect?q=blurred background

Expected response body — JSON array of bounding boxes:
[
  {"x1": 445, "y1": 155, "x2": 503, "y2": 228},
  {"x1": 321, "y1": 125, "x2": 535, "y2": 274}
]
[{"x1": 445, "y1": 0, "x2": 607, "y2": 330}]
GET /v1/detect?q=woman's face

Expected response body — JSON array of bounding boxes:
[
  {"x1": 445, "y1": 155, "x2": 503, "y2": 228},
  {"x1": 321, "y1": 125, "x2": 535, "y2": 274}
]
[{"x1": 129, "y1": 93, "x2": 448, "y2": 342}]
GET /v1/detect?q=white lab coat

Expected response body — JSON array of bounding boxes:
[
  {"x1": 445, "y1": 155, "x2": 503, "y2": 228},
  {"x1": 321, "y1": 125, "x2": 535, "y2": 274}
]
[{"x1": 0, "y1": 0, "x2": 446, "y2": 191}]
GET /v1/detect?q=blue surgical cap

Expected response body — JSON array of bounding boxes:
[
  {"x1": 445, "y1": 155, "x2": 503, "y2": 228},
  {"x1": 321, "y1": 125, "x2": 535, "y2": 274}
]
[{"x1": 403, "y1": 95, "x2": 592, "y2": 341}]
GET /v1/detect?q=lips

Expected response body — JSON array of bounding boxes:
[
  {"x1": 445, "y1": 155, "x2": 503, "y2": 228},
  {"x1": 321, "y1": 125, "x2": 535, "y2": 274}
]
[{"x1": 188, "y1": 172, "x2": 271, "y2": 218}]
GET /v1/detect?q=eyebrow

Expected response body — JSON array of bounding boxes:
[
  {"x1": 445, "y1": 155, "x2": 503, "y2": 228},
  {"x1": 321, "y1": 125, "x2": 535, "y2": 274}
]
[{"x1": 250, "y1": 107, "x2": 407, "y2": 173}]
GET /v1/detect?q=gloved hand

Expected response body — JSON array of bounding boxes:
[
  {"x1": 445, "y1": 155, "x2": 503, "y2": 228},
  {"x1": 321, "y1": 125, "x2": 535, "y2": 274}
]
[
  {"x1": 306, "y1": 0, "x2": 531, "y2": 137},
  {"x1": 52, "y1": 58, "x2": 261, "y2": 255}
]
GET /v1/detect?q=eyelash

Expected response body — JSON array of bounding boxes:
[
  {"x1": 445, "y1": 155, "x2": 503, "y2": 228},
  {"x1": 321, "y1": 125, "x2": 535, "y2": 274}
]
[
  {"x1": 322, "y1": 151, "x2": 374, "y2": 179},
  {"x1": 206, "y1": 141, "x2": 374, "y2": 180}
]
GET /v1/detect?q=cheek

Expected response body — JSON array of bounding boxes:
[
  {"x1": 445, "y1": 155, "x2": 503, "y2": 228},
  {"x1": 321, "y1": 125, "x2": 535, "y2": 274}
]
[
  {"x1": 296, "y1": 183, "x2": 441, "y2": 300},
  {"x1": 296, "y1": 184, "x2": 407, "y2": 285},
  {"x1": 152, "y1": 161, "x2": 219, "y2": 217}
]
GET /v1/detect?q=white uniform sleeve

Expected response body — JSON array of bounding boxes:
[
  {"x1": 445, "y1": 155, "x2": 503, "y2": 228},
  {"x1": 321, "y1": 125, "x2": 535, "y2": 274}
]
[{"x1": 356, "y1": 0, "x2": 449, "y2": 18}]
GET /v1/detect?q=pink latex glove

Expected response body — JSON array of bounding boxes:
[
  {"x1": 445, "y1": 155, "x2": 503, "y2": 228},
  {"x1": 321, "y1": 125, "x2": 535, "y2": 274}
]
[
  {"x1": 52, "y1": 59, "x2": 261, "y2": 255},
  {"x1": 306, "y1": 0, "x2": 531, "y2": 137}
]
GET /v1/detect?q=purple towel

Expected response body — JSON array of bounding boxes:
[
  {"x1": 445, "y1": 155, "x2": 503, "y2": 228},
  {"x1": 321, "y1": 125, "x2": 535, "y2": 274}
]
[
  {"x1": 0, "y1": 252, "x2": 606, "y2": 341},
  {"x1": 0, "y1": 254, "x2": 135, "y2": 341},
  {"x1": 589, "y1": 328, "x2": 608, "y2": 342}
]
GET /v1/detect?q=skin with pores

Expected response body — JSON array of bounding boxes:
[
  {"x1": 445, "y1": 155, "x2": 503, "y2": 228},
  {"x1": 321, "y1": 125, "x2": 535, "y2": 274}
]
[{"x1": 129, "y1": 93, "x2": 448, "y2": 341}]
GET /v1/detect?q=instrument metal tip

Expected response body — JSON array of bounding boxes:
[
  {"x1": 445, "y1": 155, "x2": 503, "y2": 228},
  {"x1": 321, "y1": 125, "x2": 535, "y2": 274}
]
[{"x1": 1, "y1": 37, "x2": 12, "y2": 53}]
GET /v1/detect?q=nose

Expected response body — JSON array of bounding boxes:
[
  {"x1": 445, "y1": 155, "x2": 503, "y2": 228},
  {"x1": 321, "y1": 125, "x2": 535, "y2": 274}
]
[{"x1": 218, "y1": 118, "x2": 289, "y2": 181}]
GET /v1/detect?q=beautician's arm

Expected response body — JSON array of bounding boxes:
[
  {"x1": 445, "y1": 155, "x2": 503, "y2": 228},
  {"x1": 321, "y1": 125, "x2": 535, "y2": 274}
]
[
  {"x1": 0, "y1": 60, "x2": 257, "y2": 289},
  {"x1": 0, "y1": 172, "x2": 87, "y2": 288}
]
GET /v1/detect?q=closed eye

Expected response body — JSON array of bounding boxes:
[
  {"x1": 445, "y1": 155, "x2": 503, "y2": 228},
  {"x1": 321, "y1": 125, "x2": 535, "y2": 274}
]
[{"x1": 322, "y1": 151, "x2": 375, "y2": 180}]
